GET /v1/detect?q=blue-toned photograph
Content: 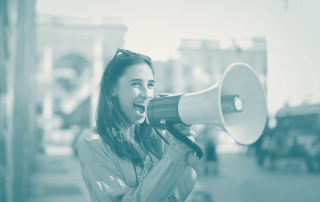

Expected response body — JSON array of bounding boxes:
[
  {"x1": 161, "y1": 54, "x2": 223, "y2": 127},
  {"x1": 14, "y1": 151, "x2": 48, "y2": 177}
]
[{"x1": 1, "y1": 0, "x2": 320, "y2": 202}]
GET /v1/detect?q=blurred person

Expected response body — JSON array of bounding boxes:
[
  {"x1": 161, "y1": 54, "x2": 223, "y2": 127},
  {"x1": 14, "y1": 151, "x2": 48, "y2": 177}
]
[
  {"x1": 77, "y1": 49, "x2": 199, "y2": 202},
  {"x1": 194, "y1": 127, "x2": 219, "y2": 176},
  {"x1": 286, "y1": 136, "x2": 307, "y2": 158},
  {"x1": 256, "y1": 134, "x2": 270, "y2": 166},
  {"x1": 204, "y1": 139, "x2": 218, "y2": 175},
  {"x1": 307, "y1": 136, "x2": 320, "y2": 172},
  {"x1": 259, "y1": 135, "x2": 279, "y2": 169}
]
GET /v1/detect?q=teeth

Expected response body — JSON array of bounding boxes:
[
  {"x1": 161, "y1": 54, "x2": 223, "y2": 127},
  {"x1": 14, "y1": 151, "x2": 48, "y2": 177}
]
[{"x1": 135, "y1": 103, "x2": 145, "y2": 106}]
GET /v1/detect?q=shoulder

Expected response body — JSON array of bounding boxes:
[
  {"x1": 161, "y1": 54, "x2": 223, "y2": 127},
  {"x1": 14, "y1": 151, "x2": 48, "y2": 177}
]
[
  {"x1": 77, "y1": 127, "x2": 114, "y2": 166},
  {"x1": 78, "y1": 127, "x2": 100, "y2": 146},
  {"x1": 78, "y1": 127, "x2": 104, "y2": 151}
]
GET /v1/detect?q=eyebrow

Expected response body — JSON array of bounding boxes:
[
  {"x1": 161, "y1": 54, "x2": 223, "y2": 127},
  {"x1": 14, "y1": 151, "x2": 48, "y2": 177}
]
[{"x1": 129, "y1": 78, "x2": 155, "y2": 83}]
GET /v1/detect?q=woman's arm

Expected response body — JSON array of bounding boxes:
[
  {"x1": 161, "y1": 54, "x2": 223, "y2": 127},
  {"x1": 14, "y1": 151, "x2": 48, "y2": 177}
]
[
  {"x1": 78, "y1": 133, "x2": 196, "y2": 202},
  {"x1": 168, "y1": 166, "x2": 197, "y2": 202},
  {"x1": 161, "y1": 126, "x2": 199, "y2": 201}
]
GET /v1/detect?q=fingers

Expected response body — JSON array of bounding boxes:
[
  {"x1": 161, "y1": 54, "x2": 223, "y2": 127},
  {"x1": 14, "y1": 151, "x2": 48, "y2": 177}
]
[
  {"x1": 166, "y1": 132, "x2": 196, "y2": 153},
  {"x1": 189, "y1": 130, "x2": 196, "y2": 137},
  {"x1": 172, "y1": 124, "x2": 195, "y2": 137},
  {"x1": 166, "y1": 127, "x2": 200, "y2": 166},
  {"x1": 167, "y1": 124, "x2": 197, "y2": 145},
  {"x1": 175, "y1": 124, "x2": 191, "y2": 131},
  {"x1": 186, "y1": 151, "x2": 200, "y2": 166}
]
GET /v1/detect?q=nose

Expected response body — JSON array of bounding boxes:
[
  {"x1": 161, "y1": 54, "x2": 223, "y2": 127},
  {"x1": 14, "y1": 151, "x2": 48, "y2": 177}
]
[{"x1": 140, "y1": 85, "x2": 151, "y2": 99}]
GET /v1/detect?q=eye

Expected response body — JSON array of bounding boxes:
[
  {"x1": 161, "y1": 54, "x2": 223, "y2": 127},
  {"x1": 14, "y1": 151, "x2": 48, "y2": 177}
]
[
  {"x1": 148, "y1": 83, "x2": 154, "y2": 88},
  {"x1": 131, "y1": 82, "x2": 140, "y2": 87}
]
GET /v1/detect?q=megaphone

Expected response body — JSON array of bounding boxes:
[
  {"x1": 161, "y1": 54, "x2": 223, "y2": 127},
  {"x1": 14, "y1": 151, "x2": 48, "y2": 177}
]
[{"x1": 147, "y1": 62, "x2": 267, "y2": 146}]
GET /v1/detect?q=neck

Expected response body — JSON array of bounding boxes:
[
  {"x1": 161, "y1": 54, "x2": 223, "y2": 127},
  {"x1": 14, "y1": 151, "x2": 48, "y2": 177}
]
[
  {"x1": 121, "y1": 121, "x2": 135, "y2": 139},
  {"x1": 127, "y1": 124, "x2": 135, "y2": 139}
]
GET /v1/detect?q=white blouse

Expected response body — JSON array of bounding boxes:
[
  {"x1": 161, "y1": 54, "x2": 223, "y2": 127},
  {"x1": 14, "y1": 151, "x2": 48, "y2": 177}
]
[
  {"x1": 135, "y1": 154, "x2": 169, "y2": 202},
  {"x1": 77, "y1": 128, "x2": 197, "y2": 202}
]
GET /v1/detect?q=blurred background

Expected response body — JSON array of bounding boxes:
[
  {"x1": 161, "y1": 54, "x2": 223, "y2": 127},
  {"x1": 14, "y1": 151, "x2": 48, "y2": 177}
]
[{"x1": 1, "y1": 0, "x2": 320, "y2": 202}]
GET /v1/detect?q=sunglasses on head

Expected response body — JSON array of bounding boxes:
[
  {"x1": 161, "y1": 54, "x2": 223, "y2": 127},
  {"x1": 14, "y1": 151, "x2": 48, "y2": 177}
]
[{"x1": 112, "y1": 49, "x2": 151, "y2": 67}]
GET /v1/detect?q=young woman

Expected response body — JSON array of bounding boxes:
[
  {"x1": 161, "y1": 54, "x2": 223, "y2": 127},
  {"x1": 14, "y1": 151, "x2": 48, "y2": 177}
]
[{"x1": 77, "y1": 49, "x2": 199, "y2": 202}]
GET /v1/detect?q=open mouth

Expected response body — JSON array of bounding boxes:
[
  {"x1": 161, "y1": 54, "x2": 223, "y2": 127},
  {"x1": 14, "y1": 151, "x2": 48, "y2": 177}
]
[{"x1": 133, "y1": 103, "x2": 146, "y2": 115}]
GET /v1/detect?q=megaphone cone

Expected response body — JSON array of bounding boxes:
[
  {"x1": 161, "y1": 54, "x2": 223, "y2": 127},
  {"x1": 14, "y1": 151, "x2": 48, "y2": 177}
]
[
  {"x1": 147, "y1": 63, "x2": 267, "y2": 145},
  {"x1": 178, "y1": 62, "x2": 267, "y2": 145}
]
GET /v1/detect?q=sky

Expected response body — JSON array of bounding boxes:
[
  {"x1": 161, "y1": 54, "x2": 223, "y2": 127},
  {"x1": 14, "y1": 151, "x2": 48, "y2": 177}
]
[{"x1": 37, "y1": 0, "x2": 320, "y2": 116}]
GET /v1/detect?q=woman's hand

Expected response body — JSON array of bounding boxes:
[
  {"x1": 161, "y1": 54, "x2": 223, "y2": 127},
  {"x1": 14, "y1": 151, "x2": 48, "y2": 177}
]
[
  {"x1": 156, "y1": 92, "x2": 200, "y2": 166},
  {"x1": 166, "y1": 124, "x2": 199, "y2": 166}
]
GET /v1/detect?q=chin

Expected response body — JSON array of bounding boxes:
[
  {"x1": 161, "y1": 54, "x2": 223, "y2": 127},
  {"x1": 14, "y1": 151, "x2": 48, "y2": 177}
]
[{"x1": 134, "y1": 117, "x2": 146, "y2": 125}]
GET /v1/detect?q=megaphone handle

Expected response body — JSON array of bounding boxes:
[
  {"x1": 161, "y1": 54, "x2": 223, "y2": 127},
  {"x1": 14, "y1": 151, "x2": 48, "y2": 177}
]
[{"x1": 165, "y1": 122, "x2": 204, "y2": 159}]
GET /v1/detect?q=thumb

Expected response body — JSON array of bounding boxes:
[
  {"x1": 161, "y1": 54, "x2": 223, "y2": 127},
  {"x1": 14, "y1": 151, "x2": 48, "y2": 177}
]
[{"x1": 186, "y1": 151, "x2": 199, "y2": 166}]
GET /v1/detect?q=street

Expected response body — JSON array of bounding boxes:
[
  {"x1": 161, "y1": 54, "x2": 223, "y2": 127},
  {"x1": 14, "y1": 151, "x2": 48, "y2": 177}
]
[
  {"x1": 191, "y1": 154, "x2": 320, "y2": 202},
  {"x1": 29, "y1": 155, "x2": 90, "y2": 202},
  {"x1": 28, "y1": 153, "x2": 320, "y2": 202}
]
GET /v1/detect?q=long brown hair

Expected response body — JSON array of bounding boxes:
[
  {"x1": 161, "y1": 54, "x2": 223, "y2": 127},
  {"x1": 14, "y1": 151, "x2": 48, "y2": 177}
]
[{"x1": 96, "y1": 52, "x2": 164, "y2": 168}]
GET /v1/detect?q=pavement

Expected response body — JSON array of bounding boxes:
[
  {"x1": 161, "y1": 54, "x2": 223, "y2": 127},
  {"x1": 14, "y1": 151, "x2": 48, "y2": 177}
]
[
  {"x1": 28, "y1": 154, "x2": 90, "y2": 202},
  {"x1": 28, "y1": 152, "x2": 320, "y2": 202},
  {"x1": 189, "y1": 153, "x2": 320, "y2": 202}
]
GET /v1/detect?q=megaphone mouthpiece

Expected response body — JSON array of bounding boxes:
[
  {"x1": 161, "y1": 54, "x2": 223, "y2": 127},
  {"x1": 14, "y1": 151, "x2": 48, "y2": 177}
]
[{"x1": 146, "y1": 94, "x2": 185, "y2": 129}]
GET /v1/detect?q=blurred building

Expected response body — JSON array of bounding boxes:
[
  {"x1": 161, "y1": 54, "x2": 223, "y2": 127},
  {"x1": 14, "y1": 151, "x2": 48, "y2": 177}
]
[
  {"x1": 154, "y1": 38, "x2": 267, "y2": 94},
  {"x1": 0, "y1": 0, "x2": 36, "y2": 201},
  {"x1": 174, "y1": 38, "x2": 267, "y2": 93},
  {"x1": 35, "y1": 14, "x2": 127, "y2": 154},
  {"x1": 274, "y1": 103, "x2": 320, "y2": 153},
  {"x1": 37, "y1": 14, "x2": 127, "y2": 69},
  {"x1": 153, "y1": 60, "x2": 176, "y2": 93},
  {"x1": 275, "y1": 103, "x2": 320, "y2": 134},
  {"x1": 0, "y1": 8, "x2": 127, "y2": 201}
]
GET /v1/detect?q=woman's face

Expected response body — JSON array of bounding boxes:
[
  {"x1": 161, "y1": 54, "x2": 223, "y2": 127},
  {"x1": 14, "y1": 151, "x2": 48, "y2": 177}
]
[{"x1": 113, "y1": 63, "x2": 155, "y2": 125}]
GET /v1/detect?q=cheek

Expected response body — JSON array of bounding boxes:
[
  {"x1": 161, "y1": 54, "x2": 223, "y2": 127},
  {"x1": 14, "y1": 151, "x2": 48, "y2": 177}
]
[{"x1": 118, "y1": 88, "x2": 140, "y2": 108}]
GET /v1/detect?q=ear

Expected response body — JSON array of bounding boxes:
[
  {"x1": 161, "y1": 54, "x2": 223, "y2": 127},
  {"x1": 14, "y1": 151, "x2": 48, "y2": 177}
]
[{"x1": 111, "y1": 88, "x2": 117, "y2": 97}]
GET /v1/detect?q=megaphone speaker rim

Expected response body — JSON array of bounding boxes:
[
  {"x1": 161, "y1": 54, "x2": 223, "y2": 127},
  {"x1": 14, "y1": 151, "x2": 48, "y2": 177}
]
[{"x1": 218, "y1": 62, "x2": 267, "y2": 145}]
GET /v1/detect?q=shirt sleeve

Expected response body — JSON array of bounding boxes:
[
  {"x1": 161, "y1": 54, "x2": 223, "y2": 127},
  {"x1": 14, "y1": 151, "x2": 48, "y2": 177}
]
[
  {"x1": 82, "y1": 144, "x2": 196, "y2": 202},
  {"x1": 170, "y1": 167, "x2": 197, "y2": 202}
]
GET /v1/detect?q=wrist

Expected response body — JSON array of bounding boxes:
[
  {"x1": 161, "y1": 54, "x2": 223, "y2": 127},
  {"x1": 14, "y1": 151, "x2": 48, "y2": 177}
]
[{"x1": 168, "y1": 144, "x2": 188, "y2": 162}]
